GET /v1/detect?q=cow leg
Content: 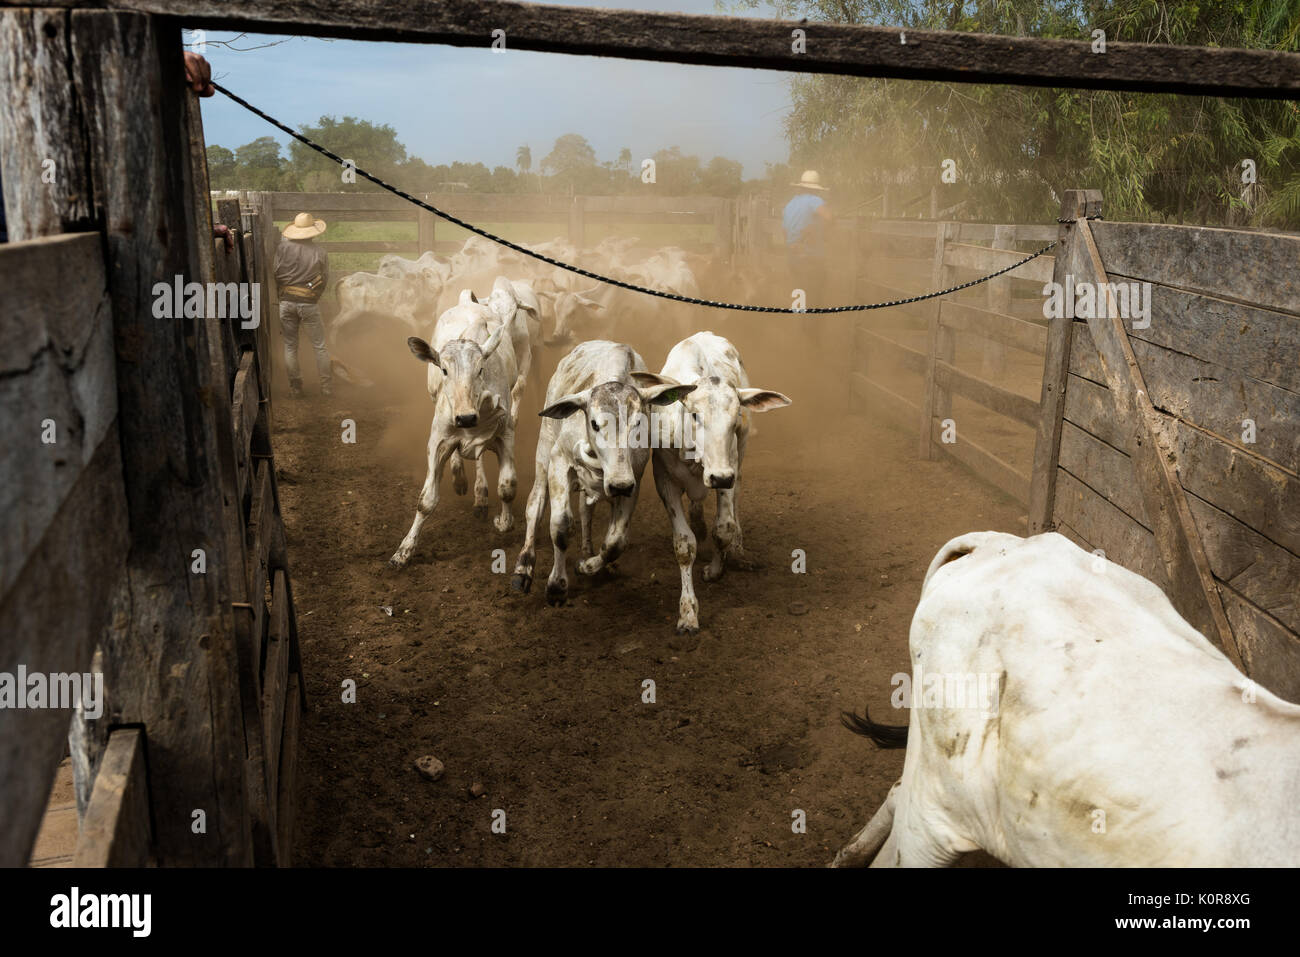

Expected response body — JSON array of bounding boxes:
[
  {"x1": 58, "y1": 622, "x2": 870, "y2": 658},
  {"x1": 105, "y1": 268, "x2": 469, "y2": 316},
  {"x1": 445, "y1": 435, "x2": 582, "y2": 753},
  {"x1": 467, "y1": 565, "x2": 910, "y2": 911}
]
[
  {"x1": 472, "y1": 457, "x2": 490, "y2": 517},
  {"x1": 655, "y1": 456, "x2": 699, "y2": 634},
  {"x1": 451, "y1": 451, "x2": 468, "y2": 496},
  {"x1": 578, "y1": 497, "x2": 595, "y2": 559},
  {"x1": 578, "y1": 492, "x2": 636, "y2": 575},
  {"x1": 545, "y1": 461, "x2": 573, "y2": 605},
  {"x1": 511, "y1": 433, "x2": 554, "y2": 594},
  {"x1": 509, "y1": 377, "x2": 527, "y2": 430},
  {"x1": 688, "y1": 499, "x2": 707, "y2": 544},
  {"x1": 704, "y1": 486, "x2": 740, "y2": 582},
  {"x1": 832, "y1": 781, "x2": 900, "y2": 867},
  {"x1": 493, "y1": 431, "x2": 517, "y2": 533},
  {"x1": 389, "y1": 431, "x2": 455, "y2": 568}
]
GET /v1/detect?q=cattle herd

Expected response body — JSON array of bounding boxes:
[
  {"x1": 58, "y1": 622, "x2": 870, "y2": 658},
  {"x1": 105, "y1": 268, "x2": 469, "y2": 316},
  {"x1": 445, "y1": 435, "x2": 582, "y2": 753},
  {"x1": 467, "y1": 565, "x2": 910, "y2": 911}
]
[
  {"x1": 362, "y1": 237, "x2": 792, "y2": 638},
  {"x1": 330, "y1": 240, "x2": 1299, "y2": 869}
]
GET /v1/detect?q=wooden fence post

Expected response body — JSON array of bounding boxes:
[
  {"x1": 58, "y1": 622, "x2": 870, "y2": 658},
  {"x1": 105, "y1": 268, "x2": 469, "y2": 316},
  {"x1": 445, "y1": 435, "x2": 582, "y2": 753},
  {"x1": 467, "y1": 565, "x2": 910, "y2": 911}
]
[
  {"x1": 568, "y1": 195, "x2": 586, "y2": 247},
  {"x1": 1027, "y1": 193, "x2": 1087, "y2": 533},
  {"x1": 918, "y1": 222, "x2": 958, "y2": 459},
  {"x1": 418, "y1": 205, "x2": 436, "y2": 256},
  {"x1": 4, "y1": 9, "x2": 255, "y2": 865},
  {"x1": 982, "y1": 224, "x2": 1014, "y2": 376}
]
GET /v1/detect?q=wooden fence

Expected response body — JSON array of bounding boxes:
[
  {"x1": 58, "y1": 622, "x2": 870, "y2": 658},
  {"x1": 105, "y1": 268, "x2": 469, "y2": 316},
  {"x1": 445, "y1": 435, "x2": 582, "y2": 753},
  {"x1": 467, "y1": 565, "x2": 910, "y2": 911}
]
[
  {"x1": 215, "y1": 189, "x2": 738, "y2": 258},
  {"x1": 849, "y1": 218, "x2": 1059, "y2": 506},
  {"x1": 1030, "y1": 189, "x2": 1300, "y2": 702},
  {"x1": 0, "y1": 17, "x2": 302, "y2": 866}
]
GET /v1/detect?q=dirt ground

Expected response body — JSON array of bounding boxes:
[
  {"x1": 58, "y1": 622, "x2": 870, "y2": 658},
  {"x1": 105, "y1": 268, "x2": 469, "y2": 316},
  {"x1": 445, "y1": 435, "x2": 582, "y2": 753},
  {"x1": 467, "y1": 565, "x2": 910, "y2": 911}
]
[{"x1": 271, "y1": 305, "x2": 1026, "y2": 867}]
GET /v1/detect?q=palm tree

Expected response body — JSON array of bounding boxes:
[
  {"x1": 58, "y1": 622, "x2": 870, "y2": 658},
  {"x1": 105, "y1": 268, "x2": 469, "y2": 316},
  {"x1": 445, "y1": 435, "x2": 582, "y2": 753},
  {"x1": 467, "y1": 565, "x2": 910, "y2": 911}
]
[{"x1": 516, "y1": 145, "x2": 532, "y2": 175}]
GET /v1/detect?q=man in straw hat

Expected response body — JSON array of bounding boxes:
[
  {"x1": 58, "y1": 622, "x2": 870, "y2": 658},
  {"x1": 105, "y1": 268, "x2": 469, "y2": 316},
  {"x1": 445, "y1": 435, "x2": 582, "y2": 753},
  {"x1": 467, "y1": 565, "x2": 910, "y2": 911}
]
[
  {"x1": 782, "y1": 170, "x2": 832, "y2": 307},
  {"x1": 274, "y1": 211, "x2": 333, "y2": 397}
]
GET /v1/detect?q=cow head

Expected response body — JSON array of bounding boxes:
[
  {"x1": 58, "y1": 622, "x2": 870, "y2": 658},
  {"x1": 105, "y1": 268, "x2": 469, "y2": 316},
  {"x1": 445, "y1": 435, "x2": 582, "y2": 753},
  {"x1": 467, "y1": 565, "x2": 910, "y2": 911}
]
[
  {"x1": 546, "y1": 286, "x2": 607, "y2": 345},
  {"x1": 634, "y1": 372, "x2": 791, "y2": 488},
  {"x1": 406, "y1": 324, "x2": 507, "y2": 428},
  {"x1": 540, "y1": 380, "x2": 695, "y2": 497}
]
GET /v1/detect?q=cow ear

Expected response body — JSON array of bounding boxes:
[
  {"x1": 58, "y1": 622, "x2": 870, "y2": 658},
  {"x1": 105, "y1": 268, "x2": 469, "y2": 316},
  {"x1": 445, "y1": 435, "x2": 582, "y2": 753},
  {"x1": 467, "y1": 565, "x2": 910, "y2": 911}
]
[
  {"x1": 407, "y1": 337, "x2": 440, "y2": 367},
  {"x1": 640, "y1": 382, "x2": 697, "y2": 406},
  {"x1": 738, "y1": 388, "x2": 791, "y2": 412},
  {"x1": 631, "y1": 371, "x2": 679, "y2": 389},
  {"x1": 539, "y1": 391, "x2": 589, "y2": 419}
]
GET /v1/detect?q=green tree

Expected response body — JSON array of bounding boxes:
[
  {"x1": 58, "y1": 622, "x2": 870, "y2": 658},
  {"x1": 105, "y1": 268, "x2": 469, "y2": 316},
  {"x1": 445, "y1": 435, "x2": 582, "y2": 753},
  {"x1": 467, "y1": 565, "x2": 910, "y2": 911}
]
[
  {"x1": 286, "y1": 116, "x2": 408, "y2": 192},
  {"x1": 516, "y1": 145, "x2": 532, "y2": 174},
  {"x1": 206, "y1": 145, "x2": 237, "y2": 188},
  {"x1": 740, "y1": 0, "x2": 1300, "y2": 227},
  {"x1": 233, "y1": 136, "x2": 285, "y2": 190},
  {"x1": 541, "y1": 133, "x2": 599, "y2": 194}
]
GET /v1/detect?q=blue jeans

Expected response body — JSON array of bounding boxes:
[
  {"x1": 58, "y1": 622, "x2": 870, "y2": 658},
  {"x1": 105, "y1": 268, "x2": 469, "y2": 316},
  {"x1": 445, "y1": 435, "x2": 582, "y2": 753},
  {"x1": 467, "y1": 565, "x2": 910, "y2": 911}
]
[{"x1": 279, "y1": 300, "x2": 331, "y2": 388}]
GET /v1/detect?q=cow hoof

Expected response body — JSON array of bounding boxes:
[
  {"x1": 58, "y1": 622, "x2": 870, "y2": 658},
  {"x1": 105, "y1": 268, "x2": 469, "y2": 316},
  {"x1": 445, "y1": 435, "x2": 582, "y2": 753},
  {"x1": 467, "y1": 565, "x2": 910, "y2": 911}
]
[
  {"x1": 545, "y1": 582, "x2": 567, "y2": 606},
  {"x1": 494, "y1": 514, "x2": 513, "y2": 533},
  {"x1": 473, "y1": 504, "x2": 489, "y2": 519},
  {"x1": 675, "y1": 621, "x2": 699, "y2": 636},
  {"x1": 510, "y1": 573, "x2": 532, "y2": 594},
  {"x1": 702, "y1": 563, "x2": 726, "y2": 583},
  {"x1": 388, "y1": 554, "x2": 408, "y2": 569},
  {"x1": 453, "y1": 477, "x2": 468, "y2": 496},
  {"x1": 576, "y1": 557, "x2": 602, "y2": 576}
]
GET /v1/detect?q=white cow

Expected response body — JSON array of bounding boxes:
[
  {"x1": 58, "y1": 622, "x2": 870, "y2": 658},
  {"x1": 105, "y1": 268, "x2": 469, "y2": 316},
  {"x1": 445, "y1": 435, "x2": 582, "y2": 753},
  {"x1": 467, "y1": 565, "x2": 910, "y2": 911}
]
[
  {"x1": 388, "y1": 295, "x2": 519, "y2": 568},
  {"x1": 635, "y1": 332, "x2": 790, "y2": 634},
  {"x1": 510, "y1": 340, "x2": 694, "y2": 605},
  {"x1": 833, "y1": 531, "x2": 1300, "y2": 868},
  {"x1": 484, "y1": 277, "x2": 543, "y2": 422},
  {"x1": 333, "y1": 271, "x2": 437, "y2": 341}
]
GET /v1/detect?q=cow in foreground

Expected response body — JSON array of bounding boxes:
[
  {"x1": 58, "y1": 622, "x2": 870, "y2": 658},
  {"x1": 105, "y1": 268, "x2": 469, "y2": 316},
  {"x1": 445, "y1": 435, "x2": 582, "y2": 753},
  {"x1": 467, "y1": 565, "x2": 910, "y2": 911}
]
[
  {"x1": 510, "y1": 340, "x2": 694, "y2": 605},
  {"x1": 833, "y1": 531, "x2": 1300, "y2": 867},
  {"x1": 388, "y1": 294, "x2": 519, "y2": 568},
  {"x1": 635, "y1": 332, "x2": 790, "y2": 634}
]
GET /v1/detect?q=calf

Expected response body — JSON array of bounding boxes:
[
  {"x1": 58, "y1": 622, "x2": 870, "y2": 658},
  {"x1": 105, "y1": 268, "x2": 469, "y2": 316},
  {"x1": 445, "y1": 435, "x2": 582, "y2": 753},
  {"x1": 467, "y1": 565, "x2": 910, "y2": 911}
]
[
  {"x1": 833, "y1": 531, "x2": 1300, "y2": 867},
  {"x1": 636, "y1": 332, "x2": 790, "y2": 634},
  {"x1": 510, "y1": 340, "x2": 693, "y2": 606},
  {"x1": 485, "y1": 276, "x2": 543, "y2": 420},
  {"x1": 333, "y1": 271, "x2": 436, "y2": 341},
  {"x1": 388, "y1": 297, "x2": 519, "y2": 568}
]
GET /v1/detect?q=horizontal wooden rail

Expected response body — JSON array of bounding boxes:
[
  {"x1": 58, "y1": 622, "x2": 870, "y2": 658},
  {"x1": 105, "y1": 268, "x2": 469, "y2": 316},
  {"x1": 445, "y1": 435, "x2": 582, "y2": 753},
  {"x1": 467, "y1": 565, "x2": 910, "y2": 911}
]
[
  {"x1": 939, "y1": 299, "x2": 1047, "y2": 356},
  {"x1": 944, "y1": 241, "x2": 1055, "y2": 284},
  {"x1": 81, "y1": 0, "x2": 1300, "y2": 97},
  {"x1": 930, "y1": 416, "x2": 1031, "y2": 504},
  {"x1": 933, "y1": 359, "x2": 1040, "y2": 426}
]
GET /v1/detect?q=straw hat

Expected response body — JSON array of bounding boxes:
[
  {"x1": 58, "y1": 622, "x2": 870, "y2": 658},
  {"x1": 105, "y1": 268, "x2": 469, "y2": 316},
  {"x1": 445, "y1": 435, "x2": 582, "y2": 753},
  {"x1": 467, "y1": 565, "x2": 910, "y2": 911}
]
[
  {"x1": 282, "y1": 212, "x2": 327, "y2": 239},
  {"x1": 791, "y1": 170, "x2": 828, "y2": 191}
]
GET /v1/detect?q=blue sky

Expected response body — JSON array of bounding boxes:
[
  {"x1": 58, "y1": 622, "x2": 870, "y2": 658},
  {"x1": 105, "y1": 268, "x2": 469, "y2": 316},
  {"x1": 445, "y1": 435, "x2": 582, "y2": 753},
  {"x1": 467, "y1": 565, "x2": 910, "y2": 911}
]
[{"x1": 191, "y1": 0, "x2": 794, "y2": 179}]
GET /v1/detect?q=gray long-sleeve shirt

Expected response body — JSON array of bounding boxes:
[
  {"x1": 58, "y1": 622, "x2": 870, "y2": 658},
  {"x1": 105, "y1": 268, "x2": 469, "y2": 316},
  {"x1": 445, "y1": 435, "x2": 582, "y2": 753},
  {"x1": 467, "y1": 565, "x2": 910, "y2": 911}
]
[{"x1": 273, "y1": 237, "x2": 329, "y2": 290}]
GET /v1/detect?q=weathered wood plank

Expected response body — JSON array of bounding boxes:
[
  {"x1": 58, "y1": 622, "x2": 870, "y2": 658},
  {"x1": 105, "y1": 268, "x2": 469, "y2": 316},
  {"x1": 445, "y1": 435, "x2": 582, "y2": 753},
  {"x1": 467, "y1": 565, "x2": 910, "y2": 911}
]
[
  {"x1": 0, "y1": 10, "x2": 94, "y2": 238},
  {"x1": 1062, "y1": 372, "x2": 1125, "y2": 449},
  {"x1": 1221, "y1": 587, "x2": 1300, "y2": 703},
  {"x1": 931, "y1": 416, "x2": 1031, "y2": 505},
  {"x1": 92, "y1": 1, "x2": 1300, "y2": 97},
  {"x1": 1053, "y1": 468, "x2": 1167, "y2": 588},
  {"x1": 1027, "y1": 192, "x2": 1092, "y2": 533},
  {"x1": 71, "y1": 729, "x2": 152, "y2": 867},
  {"x1": 1075, "y1": 216, "x2": 1236, "y2": 657},
  {"x1": 944, "y1": 241, "x2": 1055, "y2": 284},
  {"x1": 1059, "y1": 421, "x2": 1147, "y2": 526},
  {"x1": 939, "y1": 298, "x2": 1048, "y2": 356},
  {"x1": 0, "y1": 234, "x2": 116, "y2": 597},
  {"x1": 63, "y1": 11, "x2": 254, "y2": 864},
  {"x1": 1092, "y1": 221, "x2": 1300, "y2": 315},
  {"x1": 276, "y1": 680, "x2": 302, "y2": 865},
  {"x1": 933, "y1": 359, "x2": 1040, "y2": 426},
  {"x1": 1068, "y1": 321, "x2": 1106, "y2": 384},
  {"x1": 263, "y1": 571, "x2": 292, "y2": 807},
  {"x1": 1131, "y1": 337, "x2": 1300, "y2": 476},
  {"x1": 918, "y1": 223, "x2": 958, "y2": 459},
  {"x1": 0, "y1": 424, "x2": 128, "y2": 867},
  {"x1": 1121, "y1": 281, "x2": 1300, "y2": 396}
]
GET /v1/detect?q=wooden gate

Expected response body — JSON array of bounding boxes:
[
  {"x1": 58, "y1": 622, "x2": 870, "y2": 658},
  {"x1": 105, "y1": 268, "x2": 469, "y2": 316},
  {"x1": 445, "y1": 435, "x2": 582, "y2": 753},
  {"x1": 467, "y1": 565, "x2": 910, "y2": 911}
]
[{"x1": 1029, "y1": 189, "x2": 1300, "y2": 700}]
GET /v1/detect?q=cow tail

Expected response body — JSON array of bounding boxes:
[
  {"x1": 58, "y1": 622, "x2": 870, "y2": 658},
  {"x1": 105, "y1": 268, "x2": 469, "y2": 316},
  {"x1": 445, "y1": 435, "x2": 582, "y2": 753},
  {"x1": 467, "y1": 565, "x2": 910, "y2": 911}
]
[{"x1": 840, "y1": 707, "x2": 909, "y2": 749}]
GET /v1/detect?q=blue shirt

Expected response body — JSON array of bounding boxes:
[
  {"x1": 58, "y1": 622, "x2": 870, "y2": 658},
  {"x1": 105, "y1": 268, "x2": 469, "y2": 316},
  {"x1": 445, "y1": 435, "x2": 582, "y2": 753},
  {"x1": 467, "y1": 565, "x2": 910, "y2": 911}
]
[{"x1": 783, "y1": 193, "x2": 826, "y2": 249}]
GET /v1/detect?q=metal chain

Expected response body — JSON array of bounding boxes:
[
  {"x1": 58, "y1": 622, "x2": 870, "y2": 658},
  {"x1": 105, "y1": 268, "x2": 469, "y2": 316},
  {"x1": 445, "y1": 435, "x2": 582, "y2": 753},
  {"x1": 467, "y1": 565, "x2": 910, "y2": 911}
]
[{"x1": 213, "y1": 82, "x2": 1057, "y2": 316}]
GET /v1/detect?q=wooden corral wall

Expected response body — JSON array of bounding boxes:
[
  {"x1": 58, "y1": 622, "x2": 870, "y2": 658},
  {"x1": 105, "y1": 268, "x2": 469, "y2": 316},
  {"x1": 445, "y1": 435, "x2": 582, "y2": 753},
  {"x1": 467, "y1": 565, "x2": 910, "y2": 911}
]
[
  {"x1": 1030, "y1": 190, "x2": 1300, "y2": 701},
  {"x1": 848, "y1": 218, "x2": 1058, "y2": 507},
  {"x1": 0, "y1": 10, "x2": 302, "y2": 866}
]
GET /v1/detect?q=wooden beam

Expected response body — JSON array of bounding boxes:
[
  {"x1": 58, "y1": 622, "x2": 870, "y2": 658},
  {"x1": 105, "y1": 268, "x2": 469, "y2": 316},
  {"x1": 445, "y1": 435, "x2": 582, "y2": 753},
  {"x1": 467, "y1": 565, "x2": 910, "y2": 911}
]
[
  {"x1": 933, "y1": 359, "x2": 1040, "y2": 426},
  {"x1": 42, "y1": 0, "x2": 1300, "y2": 98},
  {"x1": 1074, "y1": 215, "x2": 1239, "y2": 661},
  {"x1": 918, "y1": 222, "x2": 956, "y2": 459},
  {"x1": 1027, "y1": 191, "x2": 1092, "y2": 533},
  {"x1": 72, "y1": 729, "x2": 153, "y2": 867}
]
